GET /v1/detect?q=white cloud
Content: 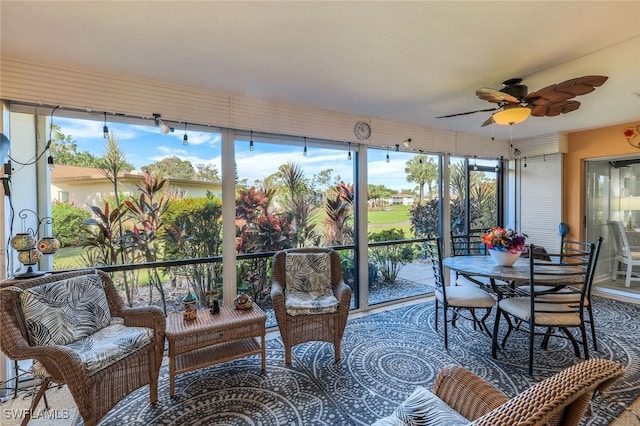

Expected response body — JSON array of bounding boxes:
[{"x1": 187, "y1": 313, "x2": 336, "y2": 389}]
[
  {"x1": 235, "y1": 148, "x2": 355, "y2": 187},
  {"x1": 165, "y1": 131, "x2": 221, "y2": 147}
]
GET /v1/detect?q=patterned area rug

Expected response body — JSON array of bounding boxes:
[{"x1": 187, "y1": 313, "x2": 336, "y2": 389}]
[{"x1": 95, "y1": 296, "x2": 640, "y2": 425}]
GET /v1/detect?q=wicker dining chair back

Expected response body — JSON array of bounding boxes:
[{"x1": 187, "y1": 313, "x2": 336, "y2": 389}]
[
  {"x1": 271, "y1": 248, "x2": 352, "y2": 364},
  {"x1": 0, "y1": 270, "x2": 165, "y2": 426}
]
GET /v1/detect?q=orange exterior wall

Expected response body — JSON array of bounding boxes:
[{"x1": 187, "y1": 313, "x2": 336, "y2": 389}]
[{"x1": 564, "y1": 120, "x2": 640, "y2": 241}]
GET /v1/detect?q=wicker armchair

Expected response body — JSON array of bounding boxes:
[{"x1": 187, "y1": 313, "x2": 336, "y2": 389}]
[
  {"x1": 271, "y1": 248, "x2": 352, "y2": 364},
  {"x1": 375, "y1": 358, "x2": 624, "y2": 425},
  {"x1": 434, "y1": 358, "x2": 624, "y2": 426},
  {"x1": 0, "y1": 270, "x2": 166, "y2": 426}
]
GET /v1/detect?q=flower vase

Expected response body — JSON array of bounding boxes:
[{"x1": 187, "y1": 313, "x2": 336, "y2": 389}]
[{"x1": 489, "y1": 249, "x2": 521, "y2": 267}]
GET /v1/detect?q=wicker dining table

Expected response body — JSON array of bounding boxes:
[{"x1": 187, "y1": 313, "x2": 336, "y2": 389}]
[{"x1": 165, "y1": 304, "x2": 266, "y2": 397}]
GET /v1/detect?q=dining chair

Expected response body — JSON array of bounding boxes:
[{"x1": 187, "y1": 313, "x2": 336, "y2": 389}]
[
  {"x1": 608, "y1": 220, "x2": 640, "y2": 288},
  {"x1": 450, "y1": 231, "x2": 488, "y2": 256},
  {"x1": 521, "y1": 244, "x2": 551, "y2": 261},
  {"x1": 491, "y1": 240, "x2": 599, "y2": 375},
  {"x1": 449, "y1": 231, "x2": 489, "y2": 287},
  {"x1": 535, "y1": 237, "x2": 603, "y2": 350},
  {"x1": 425, "y1": 237, "x2": 496, "y2": 350}
]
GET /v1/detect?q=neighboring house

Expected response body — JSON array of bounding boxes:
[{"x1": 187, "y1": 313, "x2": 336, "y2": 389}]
[
  {"x1": 389, "y1": 193, "x2": 415, "y2": 206},
  {"x1": 51, "y1": 165, "x2": 222, "y2": 210}
]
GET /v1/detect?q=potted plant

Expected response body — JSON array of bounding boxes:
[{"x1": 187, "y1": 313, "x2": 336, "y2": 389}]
[{"x1": 482, "y1": 227, "x2": 527, "y2": 266}]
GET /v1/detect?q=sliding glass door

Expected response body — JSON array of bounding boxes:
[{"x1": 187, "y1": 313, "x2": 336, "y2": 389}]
[{"x1": 586, "y1": 157, "x2": 640, "y2": 289}]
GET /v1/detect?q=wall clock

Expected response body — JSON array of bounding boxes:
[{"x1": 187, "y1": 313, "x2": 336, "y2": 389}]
[{"x1": 354, "y1": 121, "x2": 371, "y2": 140}]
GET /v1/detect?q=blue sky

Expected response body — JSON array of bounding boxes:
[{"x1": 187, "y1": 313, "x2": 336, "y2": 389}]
[{"x1": 54, "y1": 116, "x2": 430, "y2": 192}]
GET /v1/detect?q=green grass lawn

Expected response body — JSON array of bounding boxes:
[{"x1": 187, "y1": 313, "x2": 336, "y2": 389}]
[
  {"x1": 54, "y1": 246, "x2": 165, "y2": 285},
  {"x1": 368, "y1": 205, "x2": 411, "y2": 223},
  {"x1": 368, "y1": 205, "x2": 413, "y2": 235},
  {"x1": 53, "y1": 246, "x2": 85, "y2": 270}
]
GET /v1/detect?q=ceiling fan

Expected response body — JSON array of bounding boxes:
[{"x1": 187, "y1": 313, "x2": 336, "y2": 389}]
[{"x1": 436, "y1": 75, "x2": 608, "y2": 126}]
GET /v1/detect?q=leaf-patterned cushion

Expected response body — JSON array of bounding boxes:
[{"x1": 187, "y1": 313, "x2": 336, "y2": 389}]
[
  {"x1": 284, "y1": 290, "x2": 339, "y2": 316},
  {"x1": 285, "y1": 252, "x2": 332, "y2": 293},
  {"x1": 371, "y1": 386, "x2": 470, "y2": 426},
  {"x1": 20, "y1": 274, "x2": 111, "y2": 347},
  {"x1": 64, "y1": 324, "x2": 154, "y2": 376}
]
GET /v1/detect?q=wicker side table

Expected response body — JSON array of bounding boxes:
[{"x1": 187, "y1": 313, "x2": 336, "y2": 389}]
[{"x1": 165, "y1": 304, "x2": 266, "y2": 397}]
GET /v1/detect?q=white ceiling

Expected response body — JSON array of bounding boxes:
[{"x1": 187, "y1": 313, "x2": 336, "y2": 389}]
[{"x1": 2, "y1": 1, "x2": 639, "y2": 139}]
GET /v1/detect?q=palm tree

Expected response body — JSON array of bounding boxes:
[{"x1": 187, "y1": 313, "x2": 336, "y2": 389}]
[
  {"x1": 278, "y1": 161, "x2": 306, "y2": 203},
  {"x1": 324, "y1": 182, "x2": 354, "y2": 245},
  {"x1": 405, "y1": 155, "x2": 438, "y2": 204},
  {"x1": 276, "y1": 161, "x2": 316, "y2": 246},
  {"x1": 367, "y1": 184, "x2": 394, "y2": 210}
]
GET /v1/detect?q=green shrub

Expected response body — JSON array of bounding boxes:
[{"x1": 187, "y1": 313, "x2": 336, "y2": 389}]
[
  {"x1": 51, "y1": 203, "x2": 91, "y2": 247},
  {"x1": 410, "y1": 199, "x2": 439, "y2": 237},
  {"x1": 163, "y1": 196, "x2": 224, "y2": 303},
  {"x1": 368, "y1": 228, "x2": 416, "y2": 284}
]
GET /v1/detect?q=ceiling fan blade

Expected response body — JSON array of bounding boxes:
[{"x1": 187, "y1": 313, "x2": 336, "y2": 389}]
[
  {"x1": 530, "y1": 100, "x2": 581, "y2": 117},
  {"x1": 525, "y1": 75, "x2": 608, "y2": 102},
  {"x1": 575, "y1": 75, "x2": 608, "y2": 88},
  {"x1": 435, "y1": 106, "x2": 500, "y2": 119},
  {"x1": 527, "y1": 88, "x2": 575, "y2": 102},
  {"x1": 476, "y1": 87, "x2": 519, "y2": 103},
  {"x1": 481, "y1": 116, "x2": 495, "y2": 127},
  {"x1": 555, "y1": 79, "x2": 597, "y2": 96}
]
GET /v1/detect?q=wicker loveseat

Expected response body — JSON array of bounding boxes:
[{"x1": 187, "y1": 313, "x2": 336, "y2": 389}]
[
  {"x1": 373, "y1": 358, "x2": 624, "y2": 426},
  {"x1": 0, "y1": 270, "x2": 166, "y2": 426}
]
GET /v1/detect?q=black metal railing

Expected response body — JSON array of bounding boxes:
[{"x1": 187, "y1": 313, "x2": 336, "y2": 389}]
[{"x1": 56, "y1": 238, "x2": 434, "y2": 327}]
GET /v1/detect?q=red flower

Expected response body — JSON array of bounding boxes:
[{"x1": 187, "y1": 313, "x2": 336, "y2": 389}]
[
  {"x1": 623, "y1": 127, "x2": 639, "y2": 139},
  {"x1": 624, "y1": 125, "x2": 640, "y2": 148},
  {"x1": 482, "y1": 227, "x2": 527, "y2": 253}
]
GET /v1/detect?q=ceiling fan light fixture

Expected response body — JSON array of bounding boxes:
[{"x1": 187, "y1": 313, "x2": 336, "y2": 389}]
[{"x1": 492, "y1": 106, "x2": 531, "y2": 125}]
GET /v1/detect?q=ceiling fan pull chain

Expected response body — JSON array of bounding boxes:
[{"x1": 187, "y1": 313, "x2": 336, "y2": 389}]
[{"x1": 510, "y1": 123, "x2": 513, "y2": 144}]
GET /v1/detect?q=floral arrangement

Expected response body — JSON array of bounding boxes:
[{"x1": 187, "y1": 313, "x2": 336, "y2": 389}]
[
  {"x1": 624, "y1": 125, "x2": 640, "y2": 149},
  {"x1": 482, "y1": 227, "x2": 527, "y2": 253}
]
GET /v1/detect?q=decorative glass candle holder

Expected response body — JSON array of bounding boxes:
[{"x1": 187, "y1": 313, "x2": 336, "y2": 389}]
[
  {"x1": 38, "y1": 237, "x2": 61, "y2": 254},
  {"x1": 10, "y1": 233, "x2": 36, "y2": 251},
  {"x1": 11, "y1": 210, "x2": 58, "y2": 279},
  {"x1": 17, "y1": 248, "x2": 42, "y2": 265},
  {"x1": 183, "y1": 291, "x2": 198, "y2": 321}
]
